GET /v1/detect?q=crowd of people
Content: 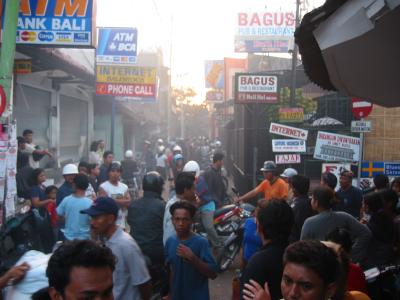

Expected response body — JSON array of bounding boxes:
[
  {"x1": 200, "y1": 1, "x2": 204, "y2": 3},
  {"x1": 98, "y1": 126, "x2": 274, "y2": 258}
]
[{"x1": 3, "y1": 132, "x2": 400, "y2": 300}]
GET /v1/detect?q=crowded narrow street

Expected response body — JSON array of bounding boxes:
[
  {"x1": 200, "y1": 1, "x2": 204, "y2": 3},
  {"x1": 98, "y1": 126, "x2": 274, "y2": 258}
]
[{"x1": 0, "y1": 0, "x2": 399, "y2": 300}]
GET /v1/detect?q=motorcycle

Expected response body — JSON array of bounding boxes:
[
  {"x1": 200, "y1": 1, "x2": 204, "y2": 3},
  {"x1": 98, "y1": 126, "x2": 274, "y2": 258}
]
[
  {"x1": 195, "y1": 188, "x2": 255, "y2": 271},
  {"x1": 364, "y1": 264, "x2": 400, "y2": 299}
]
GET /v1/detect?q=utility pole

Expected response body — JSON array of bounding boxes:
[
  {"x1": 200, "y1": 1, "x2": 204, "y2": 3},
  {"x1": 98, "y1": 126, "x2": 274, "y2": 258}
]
[
  {"x1": 167, "y1": 15, "x2": 173, "y2": 142},
  {"x1": 289, "y1": 0, "x2": 301, "y2": 106},
  {"x1": 0, "y1": 0, "x2": 20, "y2": 118}
]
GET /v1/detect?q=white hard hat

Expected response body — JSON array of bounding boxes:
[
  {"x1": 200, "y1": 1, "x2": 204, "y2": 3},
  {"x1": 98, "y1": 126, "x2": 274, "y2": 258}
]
[
  {"x1": 173, "y1": 145, "x2": 182, "y2": 152},
  {"x1": 281, "y1": 168, "x2": 298, "y2": 178},
  {"x1": 183, "y1": 160, "x2": 200, "y2": 177},
  {"x1": 62, "y1": 164, "x2": 78, "y2": 175},
  {"x1": 215, "y1": 141, "x2": 222, "y2": 147},
  {"x1": 157, "y1": 138, "x2": 164, "y2": 144},
  {"x1": 125, "y1": 150, "x2": 133, "y2": 158},
  {"x1": 158, "y1": 145, "x2": 165, "y2": 153}
]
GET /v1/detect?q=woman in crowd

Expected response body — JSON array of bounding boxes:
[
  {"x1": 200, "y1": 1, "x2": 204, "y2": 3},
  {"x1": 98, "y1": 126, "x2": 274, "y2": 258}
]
[{"x1": 30, "y1": 168, "x2": 56, "y2": 253}]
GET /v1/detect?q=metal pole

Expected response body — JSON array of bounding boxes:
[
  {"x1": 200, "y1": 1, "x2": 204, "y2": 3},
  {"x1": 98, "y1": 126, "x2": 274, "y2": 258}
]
[
  {"x1": 0, "y1": 0, "x2": 20, "y2": 118},
  {"x1": 167, "y1": 16, "x2": 173, "y2": 142},
  {"x1": 290, "y1": 0, "x2": 301, "y2": 106},
  {"x1": 357, "y1": 118, "x2": 364, "y2": 188},
  {"x1": 111, "y1": 97, "x2": 115, "y2": 152}
]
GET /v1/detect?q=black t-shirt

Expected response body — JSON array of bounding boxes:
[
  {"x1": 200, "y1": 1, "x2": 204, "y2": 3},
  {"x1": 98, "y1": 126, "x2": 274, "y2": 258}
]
[
  {"x1": 289, "y1": 196, "x2": 315, "y2": 243},
  {"x1": 336, "y1": 186, "x2": 363, "y2": 219},
  {"x1": 241, "y1": 240, "x2": 288, "y2": 300}
]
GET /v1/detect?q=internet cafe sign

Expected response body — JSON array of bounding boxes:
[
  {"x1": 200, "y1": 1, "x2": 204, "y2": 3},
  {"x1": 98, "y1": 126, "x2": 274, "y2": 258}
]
[
  {"x1": 269, "y1": 122, "x2": 308, "y2": 140},
  {"x1": 235, "y1": 74, "x2": 278, "y2": 104}
]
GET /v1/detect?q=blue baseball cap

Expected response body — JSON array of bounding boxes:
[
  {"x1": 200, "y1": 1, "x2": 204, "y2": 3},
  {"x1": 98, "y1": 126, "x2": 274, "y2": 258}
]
[{"x1": 80, "y1": 197, "x2": 119, "y2": 217}]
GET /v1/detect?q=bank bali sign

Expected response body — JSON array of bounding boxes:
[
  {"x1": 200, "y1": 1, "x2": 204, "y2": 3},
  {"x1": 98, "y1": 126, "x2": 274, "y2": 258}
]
[
  {"x1": 96, "y1": 65, "x2": 157, "y2": 99},
  {"x1": 0, "y1": 0, "x2": 96, "y2": 47},
  {"x1": 314, "y1": 131, "x2": 360, "y2": 162},
  {"x1": 236, "y1": 74, "x2": 278, "y2": 104},
  {"x1": 96, "y1": 28, "x2": 137, "y2": 64}
]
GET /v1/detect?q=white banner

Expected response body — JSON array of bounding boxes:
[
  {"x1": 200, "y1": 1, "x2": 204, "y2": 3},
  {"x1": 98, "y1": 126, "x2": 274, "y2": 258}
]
[
  {"x1": 272, "y1": 139, "x2": 306, "y2": 152},
  {"x1": 314, "y1": 131, "x2": 360, "y2": 162},
  {"x1": 269, "y1": 122, "x2": 308, "y2": 140},
  {"x1": 275, "y1": 154, "x2": 301, "y2": 164}
]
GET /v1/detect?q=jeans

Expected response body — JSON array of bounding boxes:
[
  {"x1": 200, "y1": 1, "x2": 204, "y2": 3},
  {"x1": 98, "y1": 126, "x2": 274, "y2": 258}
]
[{"x1": 200, "y1": 210, "x2": 223, "y2": 249}]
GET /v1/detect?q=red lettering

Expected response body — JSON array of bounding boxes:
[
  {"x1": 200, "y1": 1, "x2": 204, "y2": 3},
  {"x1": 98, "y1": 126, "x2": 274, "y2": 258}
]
[
  {"x1": 274, "y1": 12, "x2": 284, "y2": 26},
  {"x1": 240, "y1": 77, "x2": 247, "y2": 85},
  {"x1": 238, "y1": 13, "x2": 248, "y2": 26},
  {"x1": 286, "y1": 12, "x2": 295, "y2": 26},
  {"x1": 263, "y1": 13, "x2": 273, "y2": 26},
  {"x1": 250, "y1": 13, "x2": 261, "y2": 26},
  {"x1": 268, "y1": 77, "x2": 275, "y2": 85}
]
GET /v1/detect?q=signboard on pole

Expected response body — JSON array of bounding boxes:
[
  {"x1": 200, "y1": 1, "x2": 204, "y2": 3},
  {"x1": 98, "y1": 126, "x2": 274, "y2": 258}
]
[
  {"x1": 1, "y1": 0, "x2": 96, "y2": 47},
  {"x1": 275, "y1": 154, "x2": 301, "y2": 164},
  {"x1": 272, "y1": 139, "x2": 306, "y2": 153},
  {"x1": 235, "y1": 74, "x2": 278, "y2": 104},
  {"x1": 269, "y1": 122, "x2": 308, "y2": 140},
  {"x1": 314, "y1": 131, "x2": 360, "y2": 162},
  {"x1": 352, "y1": 98, "x2": 373, "y2": 119},
  {"x1": 351, "y1": 120, "x2": 372, "y2": 132},
  {"x1": 361, "y1": 161, "x2": 384, "y2": 178},
  {"x1": 278, "y1": 107, "x2": 304, "y2": 123},
  {"x1": 234, "y1": 11, "x2": 295, "y2": 53},
  {"x1": 96, "y1": 65, "x2": 157, "y2": 100},
  {"x1": 96, "y1": 28, "x2": 138, "y2": 64}
]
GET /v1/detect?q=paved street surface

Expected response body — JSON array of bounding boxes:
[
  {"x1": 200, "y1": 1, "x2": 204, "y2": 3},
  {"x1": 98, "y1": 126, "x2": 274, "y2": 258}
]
[{"x1": 210, "y1": 257, "x2": 240, "y2": 300}]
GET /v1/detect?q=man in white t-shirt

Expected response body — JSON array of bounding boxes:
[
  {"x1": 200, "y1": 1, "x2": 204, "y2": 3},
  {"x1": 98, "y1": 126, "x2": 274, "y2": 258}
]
[
  {"x1": 22, "y1": 129, "x2": 52, "y2": 169},
  {"x1": 98, "y1": 163, "x2": 131, "y2": 230}
]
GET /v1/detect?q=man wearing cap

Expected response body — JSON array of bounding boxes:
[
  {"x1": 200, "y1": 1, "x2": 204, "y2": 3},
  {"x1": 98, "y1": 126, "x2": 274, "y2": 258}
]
[
  {"x1": 81, "y1": 197, "x2": 151, "y2": 300},
  {"x1": 238, "y1": 161, "x2": 289, "y2": 203},
  {"x1": 56, "y1": 164, "x2": 78, "y2": 206}
]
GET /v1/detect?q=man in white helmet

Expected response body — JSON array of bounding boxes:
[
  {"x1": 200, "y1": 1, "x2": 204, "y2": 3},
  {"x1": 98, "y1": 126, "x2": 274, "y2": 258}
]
[
  {"x1": 56, "y1": 164, "x2": 78, "y2": 206},
  {"x1": 238, "y1": 161, "x2": 289, "y2": 203},
  {"x1": 121, "y1": 150, "x2": 138, "y2": 184},
  {"x1": 281, "y1": 168, "x2": 298, "y2": 203}
]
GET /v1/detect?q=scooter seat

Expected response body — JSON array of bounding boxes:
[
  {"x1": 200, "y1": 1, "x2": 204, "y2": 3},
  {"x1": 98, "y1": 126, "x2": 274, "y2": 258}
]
[{"x1": 214, "y1": 205, "x2": 235, "y2": 218}]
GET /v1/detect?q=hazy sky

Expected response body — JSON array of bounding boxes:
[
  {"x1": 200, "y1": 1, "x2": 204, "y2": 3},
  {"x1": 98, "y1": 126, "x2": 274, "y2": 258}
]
[{"x1": 97, "y1": 0, "x2": 325, "y2": 102}]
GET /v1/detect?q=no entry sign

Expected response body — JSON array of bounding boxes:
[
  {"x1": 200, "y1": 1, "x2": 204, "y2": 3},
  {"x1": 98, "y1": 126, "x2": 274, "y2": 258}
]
[{"x1": 352, "y1": 98, "x2": 373, "y2": 119}]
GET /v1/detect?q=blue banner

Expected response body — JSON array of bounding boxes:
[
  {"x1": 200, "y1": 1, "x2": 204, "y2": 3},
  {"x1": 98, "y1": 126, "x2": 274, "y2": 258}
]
[
  {"x1": 1, "y1": 0, "x2": 94, "y2": 46},
  {"x1": 96, "y1": 28, "x2": 138, "y2": 65}
]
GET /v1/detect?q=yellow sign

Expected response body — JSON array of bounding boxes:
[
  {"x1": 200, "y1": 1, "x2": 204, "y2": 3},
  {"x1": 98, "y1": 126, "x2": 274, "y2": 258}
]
[
  {"x1": 96, "y1": 65, "x2": 157, "y2": 84},
  {"x1": 278, "y1": 107, "x2": 304, "y2": 123},
  {"x1": 14, "y1": 60, "x2": 32, "y2": 74}
]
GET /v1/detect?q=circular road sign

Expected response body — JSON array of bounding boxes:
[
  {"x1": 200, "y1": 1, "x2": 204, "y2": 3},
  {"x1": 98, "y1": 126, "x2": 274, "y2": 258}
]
[
  {"x1": 352, "y1": 98, "x2": 373, "y2": 119},
  {"x1": 0, "y1": 85, "x2": 6, "y2": 116}
]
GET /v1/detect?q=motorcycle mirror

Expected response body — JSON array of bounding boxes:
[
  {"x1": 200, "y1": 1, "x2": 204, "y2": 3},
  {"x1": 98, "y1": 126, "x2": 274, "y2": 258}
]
[{"x1": 231, "y1": 187, "x2": 238, "y2": 195}]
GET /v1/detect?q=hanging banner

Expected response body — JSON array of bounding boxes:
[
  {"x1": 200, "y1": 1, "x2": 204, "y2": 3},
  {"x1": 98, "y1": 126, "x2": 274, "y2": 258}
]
[
  {"x1": 234, "y1": 11, "x2": 295, "y2": 53},
  {"x1": 272, "y1": 139, "x2": 306, "y2": 153},
  {"x1": 314, "y1": 131, "x2": 360, "y2": 162},
  {"x1": 96, "y1": 28, "x2": 138, "y2": 65},
  {"x1": 275, "y1": 154, "x2": 301, "y2": 164},
  {"x1": 14, "y1": 60, "x2": 32, "y2": 74},
  {"x1": 269, "y1": 122, "x2": 308, "y2": 140},
  {"x1": 278, "y1": 107, "x2": 304, "y2": 123},
  {"x1": 236, "y1": 74, "x2": 278, "y2": 104},
  {"x1": 1, "y1": 0, "x2": 96, "y2": 47},
  {"x1": 205, "y1": 60, "x2": 224, "y2": 89}
]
